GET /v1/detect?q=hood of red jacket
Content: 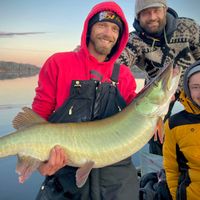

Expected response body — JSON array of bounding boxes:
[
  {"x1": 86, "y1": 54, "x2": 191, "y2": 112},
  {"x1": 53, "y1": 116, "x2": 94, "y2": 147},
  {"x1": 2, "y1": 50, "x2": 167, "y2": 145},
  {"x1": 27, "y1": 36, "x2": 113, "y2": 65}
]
[{"x1": 80, "y1": 1, "x2": 129, "y2": 65}]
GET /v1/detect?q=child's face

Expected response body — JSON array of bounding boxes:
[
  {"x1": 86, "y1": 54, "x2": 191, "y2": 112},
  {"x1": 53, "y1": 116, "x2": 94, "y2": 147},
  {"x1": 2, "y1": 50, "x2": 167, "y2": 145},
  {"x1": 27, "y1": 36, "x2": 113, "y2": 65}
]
[{"x1": 189, "y1": 72, "x2": 200, "y2": 106}]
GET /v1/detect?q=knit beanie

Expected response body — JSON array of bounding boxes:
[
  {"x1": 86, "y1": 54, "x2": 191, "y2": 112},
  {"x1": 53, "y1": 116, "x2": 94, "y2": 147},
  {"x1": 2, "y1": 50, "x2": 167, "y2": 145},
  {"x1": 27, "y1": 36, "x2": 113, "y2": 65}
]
[
  {"x1": 135, "y1": 0, "x2": 167, "y2": 18},
  {"x1": 88, "y1": 11, "x2": 123, "y2": 34}
]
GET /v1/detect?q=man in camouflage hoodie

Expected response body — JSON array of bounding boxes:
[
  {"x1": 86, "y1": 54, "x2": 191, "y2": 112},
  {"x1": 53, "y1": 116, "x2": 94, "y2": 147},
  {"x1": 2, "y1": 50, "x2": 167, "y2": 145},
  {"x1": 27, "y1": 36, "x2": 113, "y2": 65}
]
[{"x1": 118, "y1": 0, "x2": 200, "y2": 155}]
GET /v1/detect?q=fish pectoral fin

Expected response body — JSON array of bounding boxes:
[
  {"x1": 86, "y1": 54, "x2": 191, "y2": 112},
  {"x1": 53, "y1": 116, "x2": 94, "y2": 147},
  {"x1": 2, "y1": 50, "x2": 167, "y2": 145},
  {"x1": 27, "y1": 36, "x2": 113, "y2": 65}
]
[
  {"x1": 12, "y1": 107, "x2": 47, "y2": 130},
  {"x1": 154, "y1": 117, "x2": 164, "y2": 144},
  {"x1": 76, "y1": 161, "x2": 95, "y2": 188},
  {"x1": 16, "y1": 154, "x2": 42, "y2": 184}
]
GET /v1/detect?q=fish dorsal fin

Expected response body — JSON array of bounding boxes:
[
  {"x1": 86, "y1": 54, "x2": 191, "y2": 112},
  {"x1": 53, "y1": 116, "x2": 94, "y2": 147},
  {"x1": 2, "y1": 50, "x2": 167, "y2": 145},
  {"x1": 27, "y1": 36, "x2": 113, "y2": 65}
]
[{"x1": 12, "y1": 107, "x2": 47, "y2": 130}]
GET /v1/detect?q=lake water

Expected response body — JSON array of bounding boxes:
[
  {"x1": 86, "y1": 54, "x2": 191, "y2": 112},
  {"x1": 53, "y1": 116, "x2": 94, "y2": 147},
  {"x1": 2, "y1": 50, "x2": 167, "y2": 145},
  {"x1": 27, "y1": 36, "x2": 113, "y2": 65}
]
[
  {"x1": 0, "y1": 76, "x2": 183, "y2": 199},
  {"x1": 0, "y1": 76, "x2": 43, "y2": 200}
]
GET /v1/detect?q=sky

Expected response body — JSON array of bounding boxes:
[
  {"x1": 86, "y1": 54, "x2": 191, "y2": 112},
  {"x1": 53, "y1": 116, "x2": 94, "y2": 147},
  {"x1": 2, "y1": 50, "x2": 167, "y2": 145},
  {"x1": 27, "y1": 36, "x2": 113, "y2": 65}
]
[{"x1": 0, "y1": 0, "x2": 200, "y2": 67}]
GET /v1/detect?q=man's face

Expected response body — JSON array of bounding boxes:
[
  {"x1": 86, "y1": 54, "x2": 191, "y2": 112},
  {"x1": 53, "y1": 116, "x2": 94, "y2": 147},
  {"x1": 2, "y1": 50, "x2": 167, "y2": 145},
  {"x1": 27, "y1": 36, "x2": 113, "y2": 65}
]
[
  {"x1": 88, "y1": 21, "x2": 119, "y2": 58},
  {"x1": 138, "y1": 7, "x2": 167, "y2": 35},
  {"x1": 189, "y1": 72, "x2": 200, "y2": 106}
]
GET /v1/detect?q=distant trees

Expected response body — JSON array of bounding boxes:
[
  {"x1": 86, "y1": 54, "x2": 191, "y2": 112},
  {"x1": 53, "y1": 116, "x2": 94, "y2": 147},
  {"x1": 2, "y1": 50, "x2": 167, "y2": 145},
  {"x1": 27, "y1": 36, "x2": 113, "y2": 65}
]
[
  {"x1": 0, "y1": 61, "x2": 145, "y2": 80},
  {"x1": 0, "y1": 61, "x2": 40, "y2": 80}
]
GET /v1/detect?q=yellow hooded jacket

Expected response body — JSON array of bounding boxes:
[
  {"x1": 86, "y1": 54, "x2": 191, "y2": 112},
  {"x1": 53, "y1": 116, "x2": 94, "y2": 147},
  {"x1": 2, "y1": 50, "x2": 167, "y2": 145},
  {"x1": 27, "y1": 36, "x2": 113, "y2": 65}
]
[{"x1": 163, "y1": 91, "x2": 200, "y2": 200}]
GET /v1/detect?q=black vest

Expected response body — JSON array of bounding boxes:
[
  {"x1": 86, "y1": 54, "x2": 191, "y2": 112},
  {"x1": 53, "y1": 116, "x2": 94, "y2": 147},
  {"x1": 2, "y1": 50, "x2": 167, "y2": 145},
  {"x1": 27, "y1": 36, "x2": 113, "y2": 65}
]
[{"x1": 48, "y1": 63, "x2": 126, "y2": 123}]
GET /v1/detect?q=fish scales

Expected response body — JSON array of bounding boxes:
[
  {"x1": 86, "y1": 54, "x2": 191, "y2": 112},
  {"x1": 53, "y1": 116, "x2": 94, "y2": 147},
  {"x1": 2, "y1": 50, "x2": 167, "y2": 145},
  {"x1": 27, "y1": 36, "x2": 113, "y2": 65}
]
[{"x1": 0, "y1": 63, "x2": 181, "y2": 186}]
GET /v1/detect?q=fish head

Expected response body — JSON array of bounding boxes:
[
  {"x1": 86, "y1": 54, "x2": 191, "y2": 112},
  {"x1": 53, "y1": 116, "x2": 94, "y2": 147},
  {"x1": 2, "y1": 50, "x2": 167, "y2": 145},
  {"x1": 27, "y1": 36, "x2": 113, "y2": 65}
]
[
  {"x1": 135, "y1": 62, "x2": 181, "y2": 117},
  {"x1": 161, "y1": 63, "x2": 181, "y2": 93},
  {"x1": 146, "y1": 62, "x2": 181, "y2": 104}
]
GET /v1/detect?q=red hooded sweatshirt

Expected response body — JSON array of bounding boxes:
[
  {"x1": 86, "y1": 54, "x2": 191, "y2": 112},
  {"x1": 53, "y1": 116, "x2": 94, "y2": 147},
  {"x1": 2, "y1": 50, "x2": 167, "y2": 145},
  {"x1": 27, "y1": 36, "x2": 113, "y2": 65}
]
[{"x1": 32, "y1": 1, "x2": 137, "y2": 119}]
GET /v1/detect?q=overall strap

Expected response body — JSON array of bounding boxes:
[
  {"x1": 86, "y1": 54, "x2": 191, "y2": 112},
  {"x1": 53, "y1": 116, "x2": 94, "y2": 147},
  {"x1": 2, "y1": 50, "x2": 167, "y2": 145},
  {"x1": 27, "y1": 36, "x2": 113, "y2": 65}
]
[{"x1": 110, "y1": 62, "x2": 120, "y2": 83}]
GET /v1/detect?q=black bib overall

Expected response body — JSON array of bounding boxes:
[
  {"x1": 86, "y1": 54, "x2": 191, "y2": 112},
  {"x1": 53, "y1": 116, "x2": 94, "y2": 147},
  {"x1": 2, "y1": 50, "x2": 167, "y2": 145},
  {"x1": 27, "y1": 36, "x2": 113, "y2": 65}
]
[{"x1": 35, "y1": 63, "x2": 139, "y2": 200}]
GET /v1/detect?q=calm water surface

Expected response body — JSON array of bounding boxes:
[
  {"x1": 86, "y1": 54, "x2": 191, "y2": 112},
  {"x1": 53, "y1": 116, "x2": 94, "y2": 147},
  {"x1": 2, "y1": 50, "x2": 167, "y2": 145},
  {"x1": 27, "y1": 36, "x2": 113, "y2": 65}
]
[
  {"x1": 0, "y1": 76, "x2": 44, "y2": 200},
  {"x1": 0, "y1": 77, "x2": 183, "y2": 199}
]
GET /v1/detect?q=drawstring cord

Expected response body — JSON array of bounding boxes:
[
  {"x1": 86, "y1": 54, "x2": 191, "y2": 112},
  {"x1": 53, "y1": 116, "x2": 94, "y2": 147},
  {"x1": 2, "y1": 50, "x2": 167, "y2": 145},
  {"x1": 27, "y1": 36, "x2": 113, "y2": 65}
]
[{"x1": 163, "y1": 28, "x2": 169, "y2": 47}]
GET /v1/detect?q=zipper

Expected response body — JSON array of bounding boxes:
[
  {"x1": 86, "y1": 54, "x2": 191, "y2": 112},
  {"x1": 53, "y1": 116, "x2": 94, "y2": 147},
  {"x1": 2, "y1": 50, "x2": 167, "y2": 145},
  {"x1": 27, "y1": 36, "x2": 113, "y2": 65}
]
[{"x1": 68, "y1": 106, "x2": 73, "y2": 115}]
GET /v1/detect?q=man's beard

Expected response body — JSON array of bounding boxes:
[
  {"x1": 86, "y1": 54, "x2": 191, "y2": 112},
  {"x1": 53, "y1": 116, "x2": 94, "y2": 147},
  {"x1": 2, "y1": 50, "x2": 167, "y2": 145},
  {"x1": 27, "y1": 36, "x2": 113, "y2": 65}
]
[
  {"x1": 90, "y1": 35, "x2": 116, "y2": 56},
  {"x1": 141, "y1": 18, "x2": 166, "y2": 36}
]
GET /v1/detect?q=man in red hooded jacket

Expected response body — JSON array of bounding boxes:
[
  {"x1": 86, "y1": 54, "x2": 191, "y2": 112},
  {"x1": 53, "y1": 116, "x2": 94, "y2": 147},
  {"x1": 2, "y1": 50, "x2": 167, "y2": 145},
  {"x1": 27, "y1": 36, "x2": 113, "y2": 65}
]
[{"x1": 33, "y1": 1, "x2": 139, "y2": 200}]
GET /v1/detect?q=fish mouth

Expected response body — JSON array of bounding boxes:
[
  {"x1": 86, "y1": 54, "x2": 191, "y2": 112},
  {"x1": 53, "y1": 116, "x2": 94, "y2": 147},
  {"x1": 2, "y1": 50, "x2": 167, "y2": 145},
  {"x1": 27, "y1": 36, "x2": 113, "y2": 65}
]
[
  {"x1": 154, "y1": 62, "x2": 181, "y2": 93},
  {"x1": 135, "y1": 62, "x2": 181, "y2": 106},
  {"x1": 140, "y1": 62, "x2": 174, "y2": 93},
  {"x1": 161, "y1": 63, "x2": 174, "y2": 92}
]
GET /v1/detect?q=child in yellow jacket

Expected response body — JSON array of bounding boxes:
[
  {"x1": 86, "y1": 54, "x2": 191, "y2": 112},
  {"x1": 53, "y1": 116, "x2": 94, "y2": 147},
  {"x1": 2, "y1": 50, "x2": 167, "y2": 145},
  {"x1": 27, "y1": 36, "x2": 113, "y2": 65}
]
[{"x1": 163, "y1": 61, "x2": 200, "y2": 200}]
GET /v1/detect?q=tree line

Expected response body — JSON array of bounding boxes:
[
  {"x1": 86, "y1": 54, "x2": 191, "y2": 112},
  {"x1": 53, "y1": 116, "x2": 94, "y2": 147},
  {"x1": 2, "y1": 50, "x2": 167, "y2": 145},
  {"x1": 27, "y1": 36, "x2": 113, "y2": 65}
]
[{"x1": 0, "y1": 61, "x2": 40, "y2": 80}]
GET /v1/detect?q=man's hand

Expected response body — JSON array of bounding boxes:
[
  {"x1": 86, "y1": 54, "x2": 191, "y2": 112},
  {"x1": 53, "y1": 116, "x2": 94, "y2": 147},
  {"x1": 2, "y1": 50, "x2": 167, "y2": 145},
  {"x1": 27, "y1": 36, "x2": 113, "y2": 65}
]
[{"x1": 38, "y1": 145, "x2": 68, "y2": 176}]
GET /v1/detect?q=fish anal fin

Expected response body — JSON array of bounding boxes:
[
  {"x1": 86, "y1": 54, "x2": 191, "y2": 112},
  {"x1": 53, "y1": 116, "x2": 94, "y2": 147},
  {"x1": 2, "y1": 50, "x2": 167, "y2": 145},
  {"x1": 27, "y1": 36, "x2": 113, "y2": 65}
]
[
  {"x1": 76, "y1": 161, "x2": 95, "y2": 188},
  {"x1": 12, "y1": 107, "x2": 47, "y2": 130},
  {"x1": 16, "y1": 154, "x2": 42, "y2": 183},
  {"x1": 153, "y1": 117, "x2": 164, "y2": 144}
]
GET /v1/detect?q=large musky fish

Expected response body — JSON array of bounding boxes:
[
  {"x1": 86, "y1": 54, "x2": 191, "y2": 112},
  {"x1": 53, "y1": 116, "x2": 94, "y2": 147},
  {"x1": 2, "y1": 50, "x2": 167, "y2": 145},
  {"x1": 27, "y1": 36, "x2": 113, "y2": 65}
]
[{"x1": 0, "y1": 63, "x2": 181, "y2": 187}]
